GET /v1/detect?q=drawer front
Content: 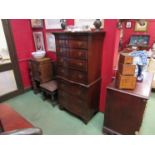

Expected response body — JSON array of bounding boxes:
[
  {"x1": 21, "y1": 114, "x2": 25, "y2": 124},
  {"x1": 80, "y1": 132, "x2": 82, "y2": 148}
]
[
  {"x1": 58, "y1": 90, "x2": 85, "y2": 115},
  {"x1": 69, "y1": 70, "x2": 87, "y2": 84},
  {"x1": 57, "y1": 57, "x2": 87, "y2": 72},
  {"x1": 56, "y1": 47, "x2": 69, "y2": 57},
  {"x1": 69, "y1": 40, "x2": 88, "y2": 49},
  {"x1": 57, "y1": 67, "x2": 68, "y2": 78},
  {"x1": 58, "y1": 79, "x2": 88, "y2": 100},
  {"x1": 57, "y1": 57, "x2": 68, "y2": 67},
  {"x1": 56, "y1": 39, "x2": 69, "y2": 47},
  {"x1": 57, "y1": 67, "x2": 87, "y2": 84},
  {"x1": 69, "y1": 49, "x2": 87, "y2": 60},
  {"x1": 68, "y1": 59, "x2": 87, "y2": 72}
]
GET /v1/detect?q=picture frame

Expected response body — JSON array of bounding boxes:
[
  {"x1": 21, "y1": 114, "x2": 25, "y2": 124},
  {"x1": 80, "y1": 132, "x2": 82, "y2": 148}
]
[
  {"x1": 46, "y1": 33, "x2": 56, "y2": 52},
  {"x1": 126, "y1": 21, "x2": 132, "y2": 28},
  {"x1": 33, "y1": 32, "x2": 45, "y2": 51},
  {"x1": 129, "y1": 35, "x2": 150, "y2": 46},
  {"x1": 134, "y1": 21, "x2": 148, "y2": 32},
  {"x1": 45, "y1": 19, "x2": 61, "y2": 29},
  {"x1": 31, "y1": 19, "x2": 43, "y2": 28}
]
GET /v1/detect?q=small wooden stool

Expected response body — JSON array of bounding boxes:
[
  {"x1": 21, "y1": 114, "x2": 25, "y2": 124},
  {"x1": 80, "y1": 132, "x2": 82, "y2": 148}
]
[{"x1": 40, "y1": 80, "x2": 58, "y2": 106}]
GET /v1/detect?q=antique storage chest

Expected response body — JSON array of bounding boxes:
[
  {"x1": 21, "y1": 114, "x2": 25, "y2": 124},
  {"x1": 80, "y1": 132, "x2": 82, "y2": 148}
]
[
  {"x1": 116, "y1": 72, "x2": 136, "y2": 90},
  {"x1": 118, "y1": 63, "x2": 136, "y2": 75},
  {"x1": 119, "y1": 53, "x2": 133, "y2": 64},
  {"x1": 103, "y1": 72, "x2": 154, "y2": 135},
  {"x1": 53, "y1": 32, "x2": 105, "y2": 123},
  {"x1": 28, "y1": 57, "x2": 53, "y2": 93}
]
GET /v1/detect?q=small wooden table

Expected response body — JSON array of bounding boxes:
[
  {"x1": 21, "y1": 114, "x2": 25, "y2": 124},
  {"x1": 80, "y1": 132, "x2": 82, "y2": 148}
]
[
  {"x1": 0, "y1": 104, "x2": 33, "y2": 132},
  {"x1": 103, "y1": 72, "x2": 154, "y2": 135}
]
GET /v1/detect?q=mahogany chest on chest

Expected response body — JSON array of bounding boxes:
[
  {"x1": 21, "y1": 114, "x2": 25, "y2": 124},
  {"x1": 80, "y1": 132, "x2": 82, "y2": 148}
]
[{"x1": 53, "y1": 32, "x2": 105, "y2": 123}]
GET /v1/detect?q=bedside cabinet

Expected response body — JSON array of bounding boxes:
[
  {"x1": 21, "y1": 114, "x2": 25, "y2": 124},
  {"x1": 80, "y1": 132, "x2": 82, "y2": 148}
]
[
  {"x1": 28, "y1": 57, "x2": 53, "y2": 93},
  {"x1": 53, "y1": 32, "x2": 105, "y2": 123},
  {"x1": 103, "y1": 72, "x2": 153, "y2": 135}
]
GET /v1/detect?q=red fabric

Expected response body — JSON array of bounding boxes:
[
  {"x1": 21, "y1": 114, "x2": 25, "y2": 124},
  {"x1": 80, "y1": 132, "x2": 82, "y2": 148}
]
[{"x1": 0, "y1": 104, "x2": 32, "y2": 131}]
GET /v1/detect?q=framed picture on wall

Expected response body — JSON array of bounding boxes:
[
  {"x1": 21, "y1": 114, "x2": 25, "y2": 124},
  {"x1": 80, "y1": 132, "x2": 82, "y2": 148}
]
[
  {"x1": 46, "y1": 33, "x2": 56, "y2": 52},
  {"x1": 45, "y1": 19, "x2": 61, "y2": 29},
  {"x1": 31, "y1": 19, "x2": 43, "y2": 28},
  {"x1": 33, "y1": 32, "x2": 45, "y2": 51},
  {"x1": 126, "y1": 21, "x2": 132, "y2": 28},
  {"x1": 135, "y1": 20, "x2": 148, "y2": 32}
]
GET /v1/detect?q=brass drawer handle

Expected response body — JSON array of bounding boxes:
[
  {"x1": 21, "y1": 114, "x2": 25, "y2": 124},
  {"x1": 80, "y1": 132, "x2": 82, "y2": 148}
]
[
  {"x1": 59, "y1": 59, "x2": 64, "y2": 63},
  {"x1": 61, "y1": 69, "x2": 65, "y2": 73},
  {"x1": 78, "y1": 62, "x2": 83, "y2": 66},
  {"x1": 78, "y1": 52, "x2": 82, "y2": 56},
  {"x1": 78, "y1": 42, "x2": 83, "y2": 46},
  {"x1": 78, "y1": 74, "x2": 83, "y2": 79}
]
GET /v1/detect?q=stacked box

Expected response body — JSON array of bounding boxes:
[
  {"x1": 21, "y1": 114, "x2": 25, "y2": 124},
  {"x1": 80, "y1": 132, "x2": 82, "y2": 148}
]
[{"x1": 116, "y1": 53, "x2": 136, "y2": 90}]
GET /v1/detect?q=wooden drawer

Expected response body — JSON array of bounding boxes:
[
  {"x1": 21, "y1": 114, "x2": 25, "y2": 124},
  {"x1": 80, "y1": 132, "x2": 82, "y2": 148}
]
[
  {"x1": 57, "y1": 57, "x2": 68, "y2": 67},
  {"x1": 58, "y1": 79, "x2": 87, "y2": 100},
  {"x1": 57, "y1": 57, "x2": 87, "y2": 72},
  {"x1": 56, "y1": 47, "x2": 69, "y2": 57},
  {"x1": 69, "y1": 49, "x2": 87, "y2": 60},
  {"x1": 58, "y1": 90, "x2": 85, "y2": 116},
  {"x1": 57, "y1": 48, "x2": 87, "y2": 60},
  {"x1": 56, "y1": 39, "x2": 69, "y2": 47},
  {"x1": 57, "y1": 67, "x2": 87, "y2": 84},
  {"x1": 57, "y1": 67, "x2": 68, "y2": 78},
  {"x1": 68, "y1": 59, "x2": 87, "y2": 72},
  {"x1": 69, "y1": 40, "x2": 88, "y2": 49}
]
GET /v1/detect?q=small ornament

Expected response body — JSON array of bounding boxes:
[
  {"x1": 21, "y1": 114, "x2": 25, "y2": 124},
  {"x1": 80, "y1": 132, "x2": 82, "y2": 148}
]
[
  {"x1": 60, "y1": 19, "x2": 66, "y2": 30},
  {"x1": 93, "y1": 19, "x2": 102, "y2": 31}
]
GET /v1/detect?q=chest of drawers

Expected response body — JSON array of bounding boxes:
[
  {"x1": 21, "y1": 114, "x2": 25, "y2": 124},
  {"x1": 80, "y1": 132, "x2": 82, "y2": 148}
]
[
  {"x1": 103, "y1": 72, "x2": 153, "y2": 134},
  {"x1": 53, "y1": 32, "x2": 105, "y2": 123},
  {"x1": 28, "y1": 57, "x2": 53, "y2": 93}
]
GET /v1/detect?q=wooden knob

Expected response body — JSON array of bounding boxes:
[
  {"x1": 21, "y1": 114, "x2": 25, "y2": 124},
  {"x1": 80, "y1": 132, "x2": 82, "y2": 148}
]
[
  {"x1": 61, "y1": 69, "x2": 65, "y2": 73},
  {"x1": 78, "y1": 62, "x2": 83, "y2": 66},
  {"x1": 78, "y1": 52, "x2": 82, "y2": 56},
  {"x1": 78, "y1": 42, "x2": 82, "y2": 46},
  {"x1": 78, "y1": 74, "x2": 83, "y2": 79}
]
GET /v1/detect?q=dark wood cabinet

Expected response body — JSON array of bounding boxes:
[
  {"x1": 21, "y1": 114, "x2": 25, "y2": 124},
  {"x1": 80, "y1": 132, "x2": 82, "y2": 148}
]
[
  {"x1": 53, "y1": 32, "x2": 105, "y2": 123},
  {"x1": 103, "y1": 72, "x2": 154, "y2": 135},
  {"x1": 28, "y1": 58, "x2": 53, "y2": 93}
]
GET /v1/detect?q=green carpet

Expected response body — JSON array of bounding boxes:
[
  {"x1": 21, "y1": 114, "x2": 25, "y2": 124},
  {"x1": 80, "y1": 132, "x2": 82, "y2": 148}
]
[
  {"x1": 4, "y1": 90, "x2": 155, "y2": 135},
  {"x1": 5, "y1": 91, "x2": 104, "y2": 135}
]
